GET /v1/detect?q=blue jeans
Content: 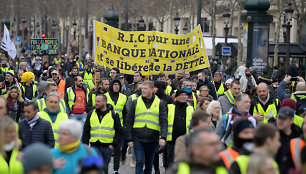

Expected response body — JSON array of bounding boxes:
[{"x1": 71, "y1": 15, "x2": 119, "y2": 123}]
[
  {"x1": 70, "y1": 113, "x2": 87, "y2": 125},
  {"x1": 134, "y1": 140, "x2": 158, "y2": 174},
  {"x1": 94, "y1": 146, "x2": 113, "y2": 174}
]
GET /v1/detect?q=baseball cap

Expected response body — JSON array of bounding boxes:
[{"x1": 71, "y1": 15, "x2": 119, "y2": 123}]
[
  {"x1": 116, "y1": 74, "x2": 124, "y2": 79},
  {"x1": 51, "y1": 70, "x2": 59, "y2": 74},
  {"x1": 278, "y1": 106, "x2": 294, "y2": 119}
]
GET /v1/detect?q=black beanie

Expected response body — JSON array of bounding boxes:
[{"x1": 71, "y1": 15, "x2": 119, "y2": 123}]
[
  {"x1": 232, "y1": 119, "x2": 254, "y2": 148},
  {"x1": 175, "y1": 89, "x2": 187, "y2": 98},
  {"x1": 154, "y1": 80, "x2": 167, "y2": 90}
]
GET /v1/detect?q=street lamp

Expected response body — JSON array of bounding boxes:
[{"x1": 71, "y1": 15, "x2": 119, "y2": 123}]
[
  {"x1": 72, "y1": 20, "x2": 77, "y2": 40},
  {"x1": 183, "y1": 22, "x2": 188, "y2": 34},
  {"x1": 174, "y1": 12, "x2": 180, "y2": 34},
  {"x1": 283, "y1": 2, "x2": 294, "y2": 73},
  {"x1": 223, "y1": 10, "x2": 230, "y2": 46},
  {"x1": 138, "y1": 16, "x2": 145, "y2": 31},
  {"x1": 52, "y1": 21, "x2": 57, "y2": 38}
]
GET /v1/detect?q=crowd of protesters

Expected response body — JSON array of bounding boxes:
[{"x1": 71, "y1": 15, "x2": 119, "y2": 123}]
[{"x1": 0, "y1": 52, "x2": 306, "y2": 174}]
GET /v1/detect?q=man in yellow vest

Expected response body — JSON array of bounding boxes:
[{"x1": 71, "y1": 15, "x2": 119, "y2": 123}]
[
  {"x1": 157, "y1": 72, "x2": 172, "y2": 95},
  {"x1": 250, "y1": 83, "x2": 280, "y2": 123},
  {"x1": 212, "y1": 72, "x2": 226, "y2": 97},
  {"x1": 86, "y1": 77, "x2": 109, "y2": 112},
  {"x1": 82, "y1": 94, "x2": 122, "y2": 174},
  {"x1": 0, "y1": 70, "x2": 20, "y2": 98},
  {"x1": 165, "y1": 89, "x2": 194, "y2": 168},
  {"x1": 65, "y1": 76, "x2": 89, "y2": 124},
  {"x1": 217, "y1": 79, "x2": 242, "y2": 115},
  {"x1": 230, "y1": 124, "x2": 281, "y2": 174},
  {"x1": 20, "y1": 72, "x2": 37, "y2": 101},
  {"x1": 166, "y1": 128, "x2": 228, "y2": 174},
  {"x1": 38, "y1": 93, "x2": 68, "y2": 147},
  {"x1": 36, "y1": 83, "x2": 67, "y2": 113},
  {"x1": 127, "y1": 80, "x2": 168, "y2": 174},
  {"x1": 82, "y1": 64, "x2": 93, "y2": 89},
  {"x1": 105, "y1": 78, "x2": 127, "y2": 173}
]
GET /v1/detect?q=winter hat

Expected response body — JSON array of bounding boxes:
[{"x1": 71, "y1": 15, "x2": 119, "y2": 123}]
[
  {"x1": 154, "y1": 80, "x2": 167, "y2": 91},
  {"x1": 21, "y1": 72, "x2": 35, "y2": 82},
  {"x1": 6, "y1": 70, "x2": 14, "y2": 77},
  {"x1": 175, "y1": 89, "x2": 187, "y2": 98},
  {"x1": 281, "y1": 98, "x2": 296, "y2": 110},
  {"x1": 22, "y1": 143, "x2": 53, "y2": 173},
  {"x1": 232, "y1": 119, "x2": 254, "y2": 148}
]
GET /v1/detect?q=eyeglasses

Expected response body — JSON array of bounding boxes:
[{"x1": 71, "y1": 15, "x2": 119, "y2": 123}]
[{"x1": 200, "y1": 90, "x2": 208, "y2": 92}]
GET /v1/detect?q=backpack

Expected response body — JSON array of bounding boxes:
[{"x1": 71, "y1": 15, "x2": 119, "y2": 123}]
[{"x1": 295, "y1": 95, "x2": 306, "y2": 115}]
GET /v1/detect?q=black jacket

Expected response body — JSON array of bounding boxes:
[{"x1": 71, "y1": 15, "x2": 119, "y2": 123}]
[
  {"x1": 18, "y1": 117, "x2": 55, "y2": 149},
  {"x1": 82, "y1": 104, "x2": 122, "y2": 148},
  {"x1": 65, "y1": 74, "x2": 77, "y2": 91},
  {"x1": 169, "y1": 101, "x2": 188, "y2": 144},
  {"x1": 276, "y1": 124, "x2": 303, "y2": 174},
  {"x1": 126, "y1": 95, "x2": 168, "y2": 143}
]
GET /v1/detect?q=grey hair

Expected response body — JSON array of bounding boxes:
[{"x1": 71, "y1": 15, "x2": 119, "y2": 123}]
[
  {"x1": 206, "y1": 100, "x2": 222, "y2": 119},
  {"x1": 235, "y1": 93, "x2": 249, "y2": 103},
  {"x1": 296, "y1": 82, "x2": 306, "y2": 91},
  {"x1": 46, "y1": 92, "x2": 60, "y2": 102},
  {"x1": 59, "y1": 119, "x2": 83, "y2": 139}
]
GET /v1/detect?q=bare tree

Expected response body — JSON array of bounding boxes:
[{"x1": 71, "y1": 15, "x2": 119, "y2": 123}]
[
  {"x1": 292, "y1": 0, "x2": 306, "y2": 43},
  {"x1": 274, "y1": 0, "x2": 285, "y2": 66}
]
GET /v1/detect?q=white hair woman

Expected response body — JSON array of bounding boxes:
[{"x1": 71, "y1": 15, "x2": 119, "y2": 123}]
[
  {"x1": 51, "y1": 119, "x2": 99, "y2": 174},
  {"x1": 0, "y1": 116, "x2": 23, "y2": 174},
  {"x1": 206, "y1": 100, "x2": 222, "y2": 129}
]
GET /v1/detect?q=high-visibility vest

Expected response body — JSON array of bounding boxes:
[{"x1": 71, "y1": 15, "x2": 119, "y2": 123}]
[
  {"x1": 290, "y1": 138, "x2": 306, "y2": 169},
  {"x1": 253, "y1": 99, "x2": 279, "y2": 123},
  {"x1": 92, "y1": 93, "x2": 97, "y2": 106},
  {"x1": 83, "y1": 71, "x2": 93, "y2": 84},
  {"x1": 36, "y1": 98, "x2": 67, "y2": 113},
  {"x1": 219, "y1": 148, "x2": 240, "y2": 169},
  {"x1": 54, "y1": 58, "x2": 61, "y2": 65},
  {"x1": 293, "y1": 115, "x2": 304, "y2": 128},
  {"x1": 21, "y1": 84, "x2": 37, "y2": 99},
  {"x1": 291, "y1": 94, "x2": 306, "y2": 102},
  {"x1": 236, "y1": 155, "x2": 279, "y2": 174},
  {"x1": 224, "y1": 90, "x2": 236, "y2": 105},
  {"x1": 133, "y1": 96, "x2": 160, "y2": 131},
  {"x1": 212, "y1": 81, "x2": 225, "y2": 95},
  {"x1": 89, "y1": 109, "x2": 115, "y2": 144},
  {"x1": 38, "y1": 111, "x2": 68, "y2": 147},
  {"x1": 167, "y1": 104, "x2": 193, "y2": 141},
  {"x1": 177, "y1": 162, "x2": 228, "y2": 174},
  {"x1": 166, "y1": 85, "x2": 172, "y2": 95},
  {"x1": 1, "y1": 67, "x2": 9, "y2": 73},
  {"x1": 130, "y1": 94, "x2": 138, "y2": 101},
  {"x1": 57, "y1": 80, "x2": 66, "y2": 98},
  {"x1": 0, "y1": 149, "x2": 23, "y2": 174},
  {"x1": 76, "y1": 62, "x2": 84, "y2": 74},
  {"x1": 105, "y1": 92, "x2": 127, "y2": 125},
  {"x1": 66, "y1": 87, "x2": 89, "y2": 110}
]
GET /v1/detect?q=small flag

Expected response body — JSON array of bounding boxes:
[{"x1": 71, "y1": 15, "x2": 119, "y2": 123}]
[{"x1": 1, "y1": 25, "x2": 16, "y2": 59}]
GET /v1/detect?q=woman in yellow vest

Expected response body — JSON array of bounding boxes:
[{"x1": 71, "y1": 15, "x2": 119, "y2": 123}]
[{"x1": 0, "y1": 117, "x2": 23, "y2": 174}]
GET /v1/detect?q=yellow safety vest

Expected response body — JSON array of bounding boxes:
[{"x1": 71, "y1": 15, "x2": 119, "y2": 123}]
[
  {"x1": 36, "y1": 98, "x2": 67, "y2": 113},
  {"x1": 76, "y1": 62, "x2": 84, "y2": 74},
  {"x1": 83, "y1": 71, "x2": 93, "y2": 83},
  {"x1": 66, "y1": 87, "x2": 89, "y2": 110},
  {"x1": 38, "y1": 111, "x2": 68, "y2": 147},
  {"x1": 236, "y1": 155, "x2": 279, "y2": 174},
  {"x1": 166, "y1": 85, "x2": 172, "y2": 95},
  {"x1": 224, "y1": 90, "x2": 236, "y2": 105},
  {"x1": 89, "y1": 109, "x2": 115, "y2": 144},
  {"x1": 293, "y1": 115, "x2": 304, "y2": 128},
  {"x1": 177, "y1": 162, "x2": 228, "y2": 174},
  {"x1": 212, "y1": 81, "x2": 225, "y2": 95},
  {"x1": 1, "y1": 67, "x2": 9, "y2": 73},
  {"x1": 253, "y1": 99, "x2": 279, "y2": 123},
  {"x1": 131, "y1": 94, "x2": 138, "y2": 101},
  {"x1": 291, "y1": 94, "x2": 306, "y2": 102},
  {"x1": 105, "y1": 92, "x2": 127, "y2": 125},
  {"x1": 167, "y1": 104, "x2": 194, "y2": 141},
  {"x1": 0, "y1": 149, "x2": 23, "y2": 174},
  {"x1": 133, "y1": 96, "x2": 160, "y2": 131},
  {"x1": 21, "y1": 84, "x2": 37, "y2": 99},
  {"x1": 54, "y1": 58, "x2": 61, "y2": 65}
]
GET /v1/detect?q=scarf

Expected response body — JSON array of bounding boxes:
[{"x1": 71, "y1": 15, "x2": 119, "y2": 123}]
[
  {"x1": 258, "y1": 93, "x2": 270, "y2": 105},
  {"x1": 27, "y1": 114, "x2": 40, "y2": 129},
  {"x1": 59, "y1": 140, "x2": 80, "y2": 154}
]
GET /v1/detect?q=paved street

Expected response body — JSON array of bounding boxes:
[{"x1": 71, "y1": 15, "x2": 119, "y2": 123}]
[{"x1": 108, "y1": 152, "x2": 165, "y2": 174}]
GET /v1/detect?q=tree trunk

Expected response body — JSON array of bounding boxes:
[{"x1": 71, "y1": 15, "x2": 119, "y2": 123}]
[
  {"x1": 189, "y1": 0, "x2": 194, "y2": 31},
  {"x1": 211, "y1": 0, "x2": 216, "y2": 59},
  {"x1": 169, "y1": 0, "x2": 174, "y2": 33},
  {"x1": 293, "y1": 0, "x2": 305, "y2": 43},
  {"x1": 237, "y1": 0, "x2": 242, "y2": 65},
  {"x1": 229, "y1": 0, "x2": 234, "y2": 36},
  {"x1": 274, "y1": 0, "x2": 284, "y2": 67}
]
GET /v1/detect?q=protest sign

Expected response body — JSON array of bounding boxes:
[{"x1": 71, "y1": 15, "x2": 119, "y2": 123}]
[
  {"x1": 94, "y1": 21, "x2": 209, "y2": 75},
  {"x1": 30, "y1": 39, "x2": 58, "y2": 56}
]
